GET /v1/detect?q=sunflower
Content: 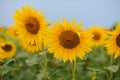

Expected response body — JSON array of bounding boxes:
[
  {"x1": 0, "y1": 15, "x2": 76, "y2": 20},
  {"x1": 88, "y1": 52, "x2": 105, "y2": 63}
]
[
  {"x1": 5, "y1": 26, "x2": 18, "y2": 39},
  {"x1": 45, "y1": 18, "x2": 92, "y2": 62},
  {"x1": 13, "y1": 5, "x2": 49, "y2": 53},
  {"x1": 0, "y1": 41, "x2": 16, "y2": 59},
  {"x1": 88, "y1": 26, "x2": 107, "y2": 46},
  {"x1": 106, "y1": 26, "x2": 120, "y2": 58}
]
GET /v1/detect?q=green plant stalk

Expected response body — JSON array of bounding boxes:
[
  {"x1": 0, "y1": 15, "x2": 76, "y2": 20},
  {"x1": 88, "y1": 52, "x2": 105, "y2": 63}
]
[
  {"x1": 109, "y1": 55, "x2": 114, "y2": 80},
  {"x1": 42, "y1": 42, "x2": 48, "y2": 80},
  {"x1": 72, "y1": 61, "x2": 76, "y2": 80},
  {"x1": 43, "y1": 52, "x2": 48, "y2": 80}
]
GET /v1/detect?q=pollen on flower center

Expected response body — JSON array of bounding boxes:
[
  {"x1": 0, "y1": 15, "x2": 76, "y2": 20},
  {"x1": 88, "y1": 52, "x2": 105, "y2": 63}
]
[
  {"x1": 1, "y1": 44, "x2": 12, "y2": 52},
  {"x1": 93, "y1": 32, "x2": 101, "y2": 40},
  {"x1": 116, "y1": 34, "x2": 120, "y2": 47},
  {"x1": 25, "y1": 17, "x2": 40, "y2": 34},
  {"x1": 59, "y1": 31, "x2": 80, "y2": 49}
]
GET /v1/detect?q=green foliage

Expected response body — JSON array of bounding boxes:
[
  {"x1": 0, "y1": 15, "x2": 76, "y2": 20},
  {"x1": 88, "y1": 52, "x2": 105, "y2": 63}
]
[{"x1": 0, "y1": 46, "x2": 120, "y2": 80}]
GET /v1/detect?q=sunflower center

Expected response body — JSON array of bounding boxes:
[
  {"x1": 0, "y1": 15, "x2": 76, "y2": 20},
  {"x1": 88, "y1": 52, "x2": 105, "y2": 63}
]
[
  {"x1": 116, "y1": 34, "x2": 120, "y2": 47},
  {"x1": 59, "y1": 31, "x2": 80, "y2": 49},
  {"x1": 93, "y1": 32, "x2": 100, "y2": 40},
  {"x1": 1, "y1": 44, "x2": 12, "y2": 52},
  {"x1": 25, "y1": 17, "x2": 40, "y2": 34}
]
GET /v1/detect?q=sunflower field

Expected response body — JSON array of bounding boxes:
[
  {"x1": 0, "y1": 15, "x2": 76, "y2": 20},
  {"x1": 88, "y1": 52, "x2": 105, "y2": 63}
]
[{"x1": 0, "y1": 5, "x2": 120, "y2": 80}]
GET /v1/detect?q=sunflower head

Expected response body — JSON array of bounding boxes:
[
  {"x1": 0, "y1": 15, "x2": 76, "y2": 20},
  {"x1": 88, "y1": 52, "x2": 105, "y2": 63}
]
[
  {"x1": 45, "y1": 18, "x2": 92, "y2": 62},
  {"x1": 5, "y1": 26, "x2": 18, "y2": 39},
  {"x1": 88, "y1": 26, "x2": 107, "y2": 46},
  {"x1": 13, "y1": 5, "x2": 49, "y2": 36},
  {"x1": 106, "y1": 25, "x2": 120, "y2": 58},
  {"x1": 0, "y1": 41, "x2": 16, "y2": 59},
  {"x1": 13, "y1": 5, "x2": 49, "y2": 53}
]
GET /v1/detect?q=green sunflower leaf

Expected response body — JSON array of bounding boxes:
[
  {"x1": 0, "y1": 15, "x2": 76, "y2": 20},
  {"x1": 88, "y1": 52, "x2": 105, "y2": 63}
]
[{"x1": 104, "y1": 65, "x2": 119, "y2": 72}]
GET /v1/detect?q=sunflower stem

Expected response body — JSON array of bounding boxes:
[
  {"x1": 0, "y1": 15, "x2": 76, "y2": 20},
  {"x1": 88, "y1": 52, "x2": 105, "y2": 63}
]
[
  {"x1": 72, "y1": 61, "x2": 76, "y2": 80},
  {"x1": 42, "y1": 42, "x2": 48, "y2": 80},
  {"x1": 43, "y1": 52, "x2": 48, "y2": 80},
  {"x1": 109, "y1": 55, "x2": 114, "y2": 80}
]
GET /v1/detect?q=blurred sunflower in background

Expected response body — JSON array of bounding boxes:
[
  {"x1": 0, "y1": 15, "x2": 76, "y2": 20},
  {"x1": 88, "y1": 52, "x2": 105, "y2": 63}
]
[
  {"x1": 106, "y1": 25, "x2": 120, "y2": 58},
  {"x1": 13, "y1": 5, "x2": 49, "y2": 53},
  {"x1": 45, "y1": 18, "x2": 92, "y2": 62},
  {"x1": 0, "y1": 26, "x2": 5, "y2": 32},
  {"x1": 0, "y1": 41, "x2": 16, "y2": 59},
  {"x1": 5, "y1": 26, "x2": 18, "y2": 39},
  {"x1": 88, "y1": 26, "x2": 107, "y2": 46},
  {"x1": 0, "y1": 37, "x2": 5, "y2": 62}
]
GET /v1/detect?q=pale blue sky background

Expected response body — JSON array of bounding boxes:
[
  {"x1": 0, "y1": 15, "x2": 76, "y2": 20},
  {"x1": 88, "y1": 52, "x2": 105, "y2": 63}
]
[{"x1": 0, "y1": 0, "x2": 120, "y2": 29}]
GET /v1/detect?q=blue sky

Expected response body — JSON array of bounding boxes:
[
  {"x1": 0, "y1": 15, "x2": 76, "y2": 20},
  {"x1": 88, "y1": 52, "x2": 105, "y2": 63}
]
[{"x1": 0, "y1": 0, "x2": 120, "y2": 29}]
